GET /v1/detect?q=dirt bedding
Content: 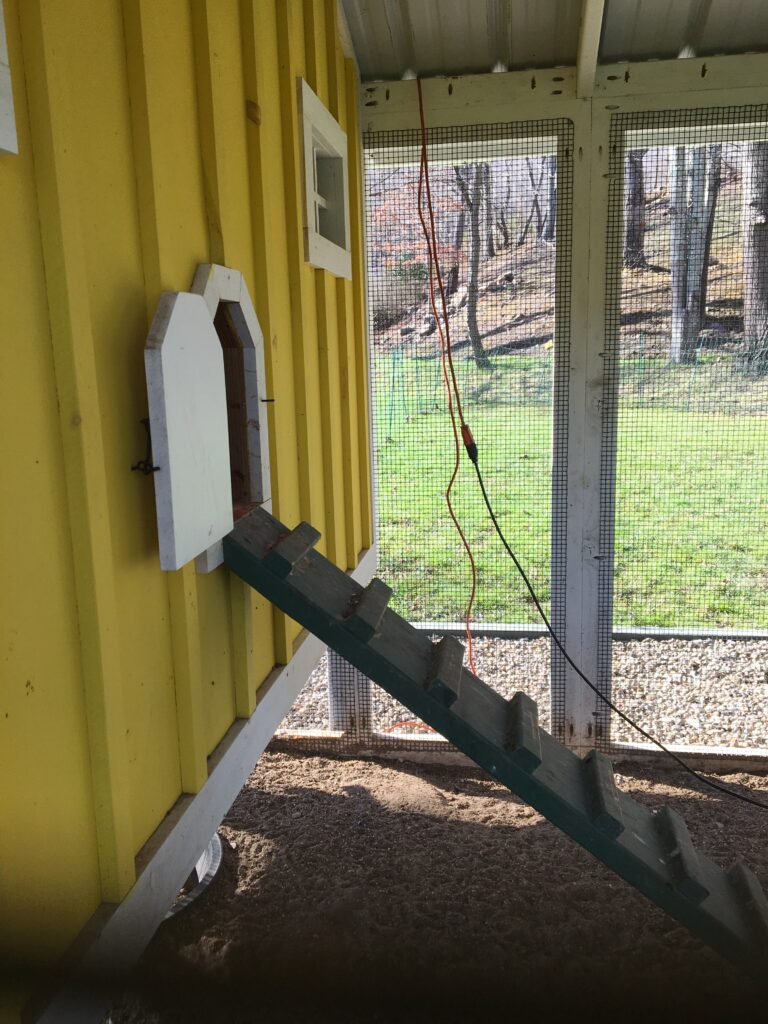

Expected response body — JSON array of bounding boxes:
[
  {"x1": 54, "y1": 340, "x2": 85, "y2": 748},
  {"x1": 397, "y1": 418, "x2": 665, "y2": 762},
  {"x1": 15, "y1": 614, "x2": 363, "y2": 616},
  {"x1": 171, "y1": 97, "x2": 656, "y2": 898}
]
[{"x1": 108, "y1": 753, "x2": 768, "y2": 1022}]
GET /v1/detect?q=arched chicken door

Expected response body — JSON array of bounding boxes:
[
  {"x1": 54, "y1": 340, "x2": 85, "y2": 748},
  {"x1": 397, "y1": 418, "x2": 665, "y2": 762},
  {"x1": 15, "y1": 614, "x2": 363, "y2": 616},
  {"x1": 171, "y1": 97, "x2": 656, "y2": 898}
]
[{"x1": 144, "y1": 264, "x2": 271, "y2": 573}]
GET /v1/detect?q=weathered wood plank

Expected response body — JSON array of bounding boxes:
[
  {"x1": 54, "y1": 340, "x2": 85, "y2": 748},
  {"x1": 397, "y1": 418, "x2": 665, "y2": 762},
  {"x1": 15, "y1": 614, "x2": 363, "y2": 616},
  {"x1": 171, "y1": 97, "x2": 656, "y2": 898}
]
[
  {"x1": 582, "y1": 748, "x2": 624, "y2": 837},
  {"x1": 424, "y1": 635, "x2": 464, "y2": 708},
  {"x1": 264, "y1": 522, "x2": 322, "y2": 577},
  {"x1": 504, "y1": 692, "x2": 543, "y2": 773},
  {"x1": 344, "y1": 577, "x2": 392, "y2": 641},
  {"x1": 655, "y1": 805, "x2": 709, "y2": 903}
]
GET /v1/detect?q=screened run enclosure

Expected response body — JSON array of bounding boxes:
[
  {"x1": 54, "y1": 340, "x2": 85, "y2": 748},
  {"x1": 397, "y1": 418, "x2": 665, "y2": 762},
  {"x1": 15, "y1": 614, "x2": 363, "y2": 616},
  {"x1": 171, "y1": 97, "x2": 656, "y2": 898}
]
[{"x1": 277, "y1": 107, "x2": 767, "y2": 763}]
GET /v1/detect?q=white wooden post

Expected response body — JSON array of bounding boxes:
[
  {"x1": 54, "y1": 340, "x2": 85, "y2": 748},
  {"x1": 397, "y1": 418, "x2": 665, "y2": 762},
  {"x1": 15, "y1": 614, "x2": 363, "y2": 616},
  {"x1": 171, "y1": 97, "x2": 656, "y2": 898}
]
[
  {"x1": 327, "y1": 649, "x2": 372, "y2": 737},
  {"x1": 576, "y1": 0, "x2": 605, "y2": 99},
  {"x1": 557, "y1": 104, "x2": 605, "y2": 752}
]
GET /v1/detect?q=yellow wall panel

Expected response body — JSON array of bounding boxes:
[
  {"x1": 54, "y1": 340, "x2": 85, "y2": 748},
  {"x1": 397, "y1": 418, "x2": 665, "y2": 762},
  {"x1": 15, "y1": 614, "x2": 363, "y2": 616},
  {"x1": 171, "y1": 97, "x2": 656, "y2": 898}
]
[
  {"x1": 122, "y1": 0, "x2": 211, "y2": 794},
  {"x1": 346, "y1": 57, "x2": 374, "y2": 550},
  {"x1": 328, "y1": 5, "x2": 364, "y2": 566},
  {"x1": 197, "y1": 570, "x2": 237, "y2": 753},
  {"x1": 276, "y1": 0, "x2": 329, "y2": 554},
  {"x1": 241, "y1": 1, "x2": 300, "y2": 532},
  {"x1": 1, "y1": 0, "x2": 369, "y2": 999},
  {"x1": 242, "y1": 2, "x2": 305, "y2": 660},
  {"x1": 194, "y1": 0, "x2": 273, "y2": 708},
  {"x1": 19, "y1": 0, "x2": 136, "y2": 903},
  {"x1": 304, "y1": 0, "x2": 349, "y2": 568},
  {"x1": 193, "y1": 0, "x2": 254, "y2": 273},
  {"x1": 0, "y1": 1, "x2": 102, "y2": 963},
  {"x1": 56, "y1": 0, "x2": 183, "y2": 859}
]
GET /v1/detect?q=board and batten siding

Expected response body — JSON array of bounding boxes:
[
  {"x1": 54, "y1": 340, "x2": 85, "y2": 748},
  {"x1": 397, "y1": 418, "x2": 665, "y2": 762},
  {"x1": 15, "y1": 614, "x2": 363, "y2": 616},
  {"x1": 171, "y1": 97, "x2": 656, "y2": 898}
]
[{"x1": 0, "y1": 0, "x2": 371, "y2": 999}]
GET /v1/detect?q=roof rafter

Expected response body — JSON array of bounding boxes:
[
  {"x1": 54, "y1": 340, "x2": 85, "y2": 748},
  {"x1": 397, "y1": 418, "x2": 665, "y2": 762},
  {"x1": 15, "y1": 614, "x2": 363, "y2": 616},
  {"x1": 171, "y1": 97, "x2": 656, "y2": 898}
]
[{"x1": 576, "y1": 0, "x2": 605, "y2": 98}]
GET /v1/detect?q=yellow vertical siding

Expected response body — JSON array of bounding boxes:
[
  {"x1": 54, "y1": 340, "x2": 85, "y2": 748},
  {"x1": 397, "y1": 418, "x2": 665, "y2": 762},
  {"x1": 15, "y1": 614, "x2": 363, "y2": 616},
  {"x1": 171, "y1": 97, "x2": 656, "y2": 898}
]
[
  {"x1": 306, "y1": 0, "x2": 350, "y2": 569},
  {"x1": 275, "y1": 1, "x2": 329, "y2": 555},
  {"x1": 192, "y1": 0, "x2": 274, "y2": 718},
  {"x1": 122, "y1": 0, "x2": 212, "y2": 801},
  {"x1": 18, "y1": 0, "x2": 136, "y2": 903},
  {"x1": 328, "y1": 0, "x2": 366, "y2": 566},
  {"x1": 346, "y1": 55, "x2": 374, "y2": 551},
  {"x1": 0, "y1": 0, "x2": 103, "y2": 963},
  {"x1": 61, "y1": 0, "x2": 184, "y2": 868},
  {"x1": 0, "y1": 0, "x2": 370, "y2": 994}
]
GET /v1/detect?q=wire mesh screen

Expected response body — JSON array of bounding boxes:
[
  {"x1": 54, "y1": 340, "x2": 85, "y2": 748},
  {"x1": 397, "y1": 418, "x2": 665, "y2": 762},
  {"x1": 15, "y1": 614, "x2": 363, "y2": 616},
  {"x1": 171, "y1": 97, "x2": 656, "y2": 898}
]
[
  {"x1": 364, "y1": 123, "x2": 571, "y2": 635},
  {"x1": 276, "y1": 119, "x2": 573, "y2": 753},
  {"x1": 598, "y1": 106, "x2": 768, "y2": 753},
  {"x1": 364, "y1": 121, "x2": 571, "y2": 744},
  {"x1": 275, "y1": 643, "x2": 553, "y2": 754}
]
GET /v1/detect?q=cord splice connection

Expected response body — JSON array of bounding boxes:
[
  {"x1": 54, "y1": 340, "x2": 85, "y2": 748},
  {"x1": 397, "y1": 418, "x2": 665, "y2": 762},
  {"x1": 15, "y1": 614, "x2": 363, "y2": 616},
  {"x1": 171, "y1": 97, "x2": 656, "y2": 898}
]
[{"x1": 460, "y1": 424, "x2": 478, "y2": 464}]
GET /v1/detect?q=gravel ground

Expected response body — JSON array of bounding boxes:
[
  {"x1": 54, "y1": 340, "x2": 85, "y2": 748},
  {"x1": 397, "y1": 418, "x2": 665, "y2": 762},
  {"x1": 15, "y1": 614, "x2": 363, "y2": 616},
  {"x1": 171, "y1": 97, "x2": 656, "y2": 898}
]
[
  {"x1": 282, "y1": 638, "x2": 768, "y2": 749},
  {"x1": 108, "y1": 752, "x2": 768, "y2": 1023}
]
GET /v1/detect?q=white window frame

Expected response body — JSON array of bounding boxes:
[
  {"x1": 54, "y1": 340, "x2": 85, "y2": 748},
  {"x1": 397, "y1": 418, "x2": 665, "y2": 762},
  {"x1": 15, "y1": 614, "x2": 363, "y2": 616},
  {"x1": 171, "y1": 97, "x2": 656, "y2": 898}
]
[{"x1": 298, "y1": 78, "x2": 352, "y2": 279}]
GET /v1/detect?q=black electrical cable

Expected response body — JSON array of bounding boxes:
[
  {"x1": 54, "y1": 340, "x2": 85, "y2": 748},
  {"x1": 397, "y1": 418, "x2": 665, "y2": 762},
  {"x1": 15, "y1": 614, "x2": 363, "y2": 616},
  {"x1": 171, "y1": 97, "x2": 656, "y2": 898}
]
[{"x1": 465, "y1": 444, "x2": 768, "y2": 812}]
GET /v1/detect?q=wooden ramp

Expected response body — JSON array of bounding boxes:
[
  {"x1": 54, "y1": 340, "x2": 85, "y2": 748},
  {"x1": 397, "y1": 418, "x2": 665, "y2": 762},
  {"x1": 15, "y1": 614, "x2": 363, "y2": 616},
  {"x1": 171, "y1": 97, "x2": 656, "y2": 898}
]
[{"x1": 223, "y1": 507, "x2": 768, "y2": 969}]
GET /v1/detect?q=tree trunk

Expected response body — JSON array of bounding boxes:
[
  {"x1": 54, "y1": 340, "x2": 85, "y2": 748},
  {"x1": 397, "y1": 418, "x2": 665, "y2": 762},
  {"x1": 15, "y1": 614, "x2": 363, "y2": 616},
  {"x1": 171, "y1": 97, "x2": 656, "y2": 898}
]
[
  {"x1": 669, "y1": 145, "x2": 721, "y2": 364},
  {"x1": 495, "y1": 205, "x2": 509, "y2": 249},
  {"x1": 454, "y1": 164, "x2": 491, "y2": 369},
  {"x1": 669, "y1": 147, "x2": 691, "y2": 363},
  {"x1": 683, "y1": 145, "x2": 707, "y2": 354},
  {"x1": 741, "y1": 141, "x2": 768, "y2": 374},
  {"x1": 445, "y1": 208, "x2": 465, "y2": 297},
  {"x1": 698, "y1": 144, "x2": 722, "y2": 321},
  {"x1": 465, "y1": 166, "x2": 490, "y2": 368},
  {"x1": 481, "y1": 163, "x2": 496, "y2": 257},
  {"x1": 623, "y1": 149, "x2": 646, "y2": 268},
  {"x1": 542, "y1": 154, "x2": 556, "y2": 242},
  {"x1": 517, "y1": 158, "x2": 545, "y2": 246}
]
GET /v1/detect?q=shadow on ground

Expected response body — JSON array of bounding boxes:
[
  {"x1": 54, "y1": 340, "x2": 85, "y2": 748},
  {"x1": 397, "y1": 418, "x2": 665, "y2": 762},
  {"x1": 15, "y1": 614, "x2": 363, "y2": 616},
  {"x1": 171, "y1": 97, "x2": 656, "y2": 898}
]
[{"x1": 108, "y1": 752, "x2": 768, "y2": 1023}]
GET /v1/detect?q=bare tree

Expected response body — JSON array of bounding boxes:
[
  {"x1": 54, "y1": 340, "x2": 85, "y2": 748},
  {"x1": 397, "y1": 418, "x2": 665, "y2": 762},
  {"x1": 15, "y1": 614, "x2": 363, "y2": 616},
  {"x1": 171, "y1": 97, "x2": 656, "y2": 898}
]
[
  {"x1": 669, "y1": 144, "x2": 722, "y2": 364},
  {"x1": 481, "y1": 163, "x2": 496, "y2": 257},
  {"x1": 454, "y1": 163, "x2": 491, "y2": 369},
  {"x1": 444, "y1": 208, "x2": 465, "y2": 297},
  {"x1": 623, "y1": 149, "x2": 647, "y2": 268},
  {"x1": 494, "y1": 202, "x2": 510, "y2": 249},
  {"x1": 516, "y1": 157, "x2": 545, "y2": 246},
  {"x1": 516, "y1": 155, "x2": 556, "y2": 246},
  {"x1": 741, "y1": 141, "x2": 768, "y2": 375}
]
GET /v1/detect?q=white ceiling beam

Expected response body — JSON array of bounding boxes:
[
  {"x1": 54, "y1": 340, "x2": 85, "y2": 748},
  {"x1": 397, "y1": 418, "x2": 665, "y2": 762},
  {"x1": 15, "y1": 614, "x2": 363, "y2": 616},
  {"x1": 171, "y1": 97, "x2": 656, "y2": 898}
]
[{"x1": 576, "y1": 0, "x2": 605, "y2": 99}]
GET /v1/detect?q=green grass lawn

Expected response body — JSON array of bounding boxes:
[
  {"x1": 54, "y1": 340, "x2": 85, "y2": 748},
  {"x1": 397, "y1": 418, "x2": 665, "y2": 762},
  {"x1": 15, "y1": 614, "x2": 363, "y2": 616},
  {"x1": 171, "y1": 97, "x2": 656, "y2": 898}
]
[{"x1": 374, "y1": 353, "x2": 768, "y2": 629}]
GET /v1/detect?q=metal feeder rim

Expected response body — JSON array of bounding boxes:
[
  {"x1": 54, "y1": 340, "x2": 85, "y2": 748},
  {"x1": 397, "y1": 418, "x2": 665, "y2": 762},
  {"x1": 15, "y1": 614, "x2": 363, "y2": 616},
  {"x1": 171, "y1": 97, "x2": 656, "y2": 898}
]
[{"x1": 165, "y1": 832, "x2": 223, "y2": 920}]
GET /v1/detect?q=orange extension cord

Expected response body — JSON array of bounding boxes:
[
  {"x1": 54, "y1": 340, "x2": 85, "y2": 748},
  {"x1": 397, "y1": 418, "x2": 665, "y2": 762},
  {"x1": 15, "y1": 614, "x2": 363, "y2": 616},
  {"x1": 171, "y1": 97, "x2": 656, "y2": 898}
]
[
  {"x1": 385, "y1": 79, "x2": 480, "y2": 736},
  {"x1": 416, "y1": 76, "x2": 478, "y2": 675}
]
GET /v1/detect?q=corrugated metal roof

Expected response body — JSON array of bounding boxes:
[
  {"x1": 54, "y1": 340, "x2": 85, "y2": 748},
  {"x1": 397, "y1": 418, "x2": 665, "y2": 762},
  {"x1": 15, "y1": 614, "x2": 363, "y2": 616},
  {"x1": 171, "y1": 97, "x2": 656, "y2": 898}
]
[
  {"x1": 341, "y1": 0, "x2": 581, "y2": 80},
  {"x1": 340, "y1": 0, "x2": 768, "y2": 81},
  {"x1": 602, "y1": 0, "x2": 768, "y2": 62}
]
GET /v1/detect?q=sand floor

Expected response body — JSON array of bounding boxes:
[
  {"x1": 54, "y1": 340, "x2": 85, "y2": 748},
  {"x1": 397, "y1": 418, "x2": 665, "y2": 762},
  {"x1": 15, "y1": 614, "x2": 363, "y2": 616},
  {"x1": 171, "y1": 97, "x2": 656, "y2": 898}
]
[{"x1": 109, "y1": 752, "x2": 768, "y2": 1023}]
